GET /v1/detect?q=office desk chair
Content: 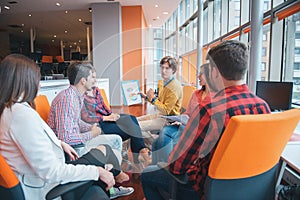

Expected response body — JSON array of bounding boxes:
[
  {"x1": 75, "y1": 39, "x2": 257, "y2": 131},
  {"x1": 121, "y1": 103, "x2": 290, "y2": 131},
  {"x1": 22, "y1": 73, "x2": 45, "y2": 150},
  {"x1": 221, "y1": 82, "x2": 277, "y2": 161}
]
[
  {"x1": 100, "y1": 88, "x2": 110, "y2": 108},
  {"x1": 56, "y1": 55, "x2": 68, "y2": 76},
  {"x1": 41, "y1": 56, "x2": 54, "y2": 76},
  {"x1": 0, "y1": 153, "x2": 105, "y2": 200},
  {"x1": 34, "y1": 95, "x2": 51, "y2": 122},
  {"x1": 159, "y1": 109, "x2": 300, "y2": 200},
  {"x1": 0, "y1": 154, "x2": 25, "y2": 199}
]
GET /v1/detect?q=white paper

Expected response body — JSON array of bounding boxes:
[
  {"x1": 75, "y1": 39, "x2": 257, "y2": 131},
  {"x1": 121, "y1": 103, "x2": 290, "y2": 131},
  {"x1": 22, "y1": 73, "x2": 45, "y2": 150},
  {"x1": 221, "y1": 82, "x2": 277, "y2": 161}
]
[
  {"x1": 121, "y1": 80, "x2": 142, "y2": 106},
  {"x1": 161, "y1": 114, "x2": 190, "y2": 125}
]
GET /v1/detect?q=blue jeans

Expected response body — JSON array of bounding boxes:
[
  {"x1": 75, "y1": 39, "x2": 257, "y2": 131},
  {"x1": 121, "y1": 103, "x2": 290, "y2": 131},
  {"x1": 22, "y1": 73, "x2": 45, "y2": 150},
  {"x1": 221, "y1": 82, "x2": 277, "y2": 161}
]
[
  {"x1": 152, "y1": 124, "x2": 185, "y2": 164},
  {"x1": 141, "y1": 165, "x2": 199, "y2": 200}
]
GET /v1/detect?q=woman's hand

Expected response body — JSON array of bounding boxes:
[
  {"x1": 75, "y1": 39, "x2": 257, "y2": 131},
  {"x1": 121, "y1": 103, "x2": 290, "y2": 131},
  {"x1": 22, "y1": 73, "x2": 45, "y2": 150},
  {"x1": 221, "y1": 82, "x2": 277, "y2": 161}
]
[
  {"x1": 98, "y1": 167, "x2": 115, "y2": 191},
  {"x1": 61, "y1": 141, "x2": 79, "y2": 161}
]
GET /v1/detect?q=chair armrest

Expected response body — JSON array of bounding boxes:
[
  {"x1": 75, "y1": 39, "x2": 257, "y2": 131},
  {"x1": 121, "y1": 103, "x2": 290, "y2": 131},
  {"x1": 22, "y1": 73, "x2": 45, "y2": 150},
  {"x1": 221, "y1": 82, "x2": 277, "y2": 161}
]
[
  {"x1": 46, "y1": 180, "x2": 93, "y2": 200},
  {"x1": 157, "y1": 162, "x2": 188, "y2": 185}
]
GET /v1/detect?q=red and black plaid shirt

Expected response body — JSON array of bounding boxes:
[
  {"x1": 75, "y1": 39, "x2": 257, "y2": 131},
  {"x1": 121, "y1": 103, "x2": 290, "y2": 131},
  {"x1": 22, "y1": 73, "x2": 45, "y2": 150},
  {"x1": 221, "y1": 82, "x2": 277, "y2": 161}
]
[
  {"x1": 168, "y1": 84, "x2": 271, "y2": 198},
  {"x1": 81, "y1": 87, "x2": 112, "y2": 124}
]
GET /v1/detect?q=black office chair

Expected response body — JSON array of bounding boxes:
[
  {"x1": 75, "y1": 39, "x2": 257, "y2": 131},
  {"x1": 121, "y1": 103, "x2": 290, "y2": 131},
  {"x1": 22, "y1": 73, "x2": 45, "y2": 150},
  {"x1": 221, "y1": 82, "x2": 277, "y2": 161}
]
[
  {"x1": 56, "y1": 56, "x2": 68, "y2": 76},
  {"x1": 0, "y1": 154, "x2": 108, "y2": 200},
  {"x1": 41, "y1": 56, "x2": 54, "y2": 76}
]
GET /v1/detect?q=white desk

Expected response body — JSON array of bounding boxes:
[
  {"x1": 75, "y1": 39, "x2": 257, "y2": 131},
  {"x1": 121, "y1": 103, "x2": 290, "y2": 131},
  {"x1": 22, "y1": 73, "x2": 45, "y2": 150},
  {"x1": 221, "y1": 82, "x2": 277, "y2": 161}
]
[
  {"x1": 39, "y1": 78, "x2": 109, "y2": 104},
  {"x1": 281, "y1": 142, "x2": 300, "y2": 174},
  {"x1": 276, "y1": 142, "x2": 300, "y2": 189}
]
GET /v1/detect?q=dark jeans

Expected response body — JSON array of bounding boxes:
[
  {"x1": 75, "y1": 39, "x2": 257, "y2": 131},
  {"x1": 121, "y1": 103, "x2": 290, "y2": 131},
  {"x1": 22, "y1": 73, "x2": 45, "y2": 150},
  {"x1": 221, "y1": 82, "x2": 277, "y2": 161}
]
[
  {"x1": 67, "y1": 145, "x2": 120, "y2": 198},
  {"x1": 141, "y1": 165, "x2": 199, "y2": 200},
  {"x1": 100, "y1": 114, "x2": 146, "y2": 153}
]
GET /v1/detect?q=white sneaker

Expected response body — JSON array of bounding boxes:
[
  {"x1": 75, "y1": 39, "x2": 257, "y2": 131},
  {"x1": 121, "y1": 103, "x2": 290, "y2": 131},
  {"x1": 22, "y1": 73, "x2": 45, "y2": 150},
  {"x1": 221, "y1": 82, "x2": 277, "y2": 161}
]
[{"x1": 110, "y1": 186, "x2": 134, "y2": 199}]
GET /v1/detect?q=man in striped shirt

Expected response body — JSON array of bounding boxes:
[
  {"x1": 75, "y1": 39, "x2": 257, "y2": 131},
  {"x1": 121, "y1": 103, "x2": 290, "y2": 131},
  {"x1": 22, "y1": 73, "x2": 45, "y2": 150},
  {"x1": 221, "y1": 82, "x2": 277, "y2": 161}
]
[
  {"x1": 47, "y1": 62, "x2": 135, "y2": 198},
  {"x1": 47, "y1": 62, "x2": 123, "y2": 162},
  {"x1": 141, "y1": 40, "x2": 271, "y2": 200}
]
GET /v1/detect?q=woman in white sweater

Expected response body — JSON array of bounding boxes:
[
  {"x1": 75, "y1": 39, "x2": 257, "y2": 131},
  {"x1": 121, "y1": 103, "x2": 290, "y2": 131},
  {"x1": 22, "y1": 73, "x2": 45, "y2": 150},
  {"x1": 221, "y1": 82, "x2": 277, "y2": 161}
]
[{"x1": 0, "y1": 54, "x2": 126, "y2": 199}]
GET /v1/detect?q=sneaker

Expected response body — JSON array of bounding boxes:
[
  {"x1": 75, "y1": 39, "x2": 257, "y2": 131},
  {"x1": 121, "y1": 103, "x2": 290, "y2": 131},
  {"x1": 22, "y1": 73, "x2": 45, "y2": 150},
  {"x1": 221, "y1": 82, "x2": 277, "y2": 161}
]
[{"x1": 110, "y1": 186, "x2": 134, "y2": 199}]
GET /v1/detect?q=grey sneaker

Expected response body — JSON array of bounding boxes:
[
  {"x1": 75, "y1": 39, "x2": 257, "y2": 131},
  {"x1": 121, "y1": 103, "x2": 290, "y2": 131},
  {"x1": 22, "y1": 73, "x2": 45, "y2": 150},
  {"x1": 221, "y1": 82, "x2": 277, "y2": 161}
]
[{"x1": 110, "y1": 186, "x2": 134, "y2": 199}]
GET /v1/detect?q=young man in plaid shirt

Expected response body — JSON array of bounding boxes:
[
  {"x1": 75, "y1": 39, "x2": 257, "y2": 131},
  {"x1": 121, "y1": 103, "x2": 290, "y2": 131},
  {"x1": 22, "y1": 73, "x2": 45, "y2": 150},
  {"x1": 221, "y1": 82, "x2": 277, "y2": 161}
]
[{"x1": 141, "y1": 40, "x2": 271, "y2": 200}]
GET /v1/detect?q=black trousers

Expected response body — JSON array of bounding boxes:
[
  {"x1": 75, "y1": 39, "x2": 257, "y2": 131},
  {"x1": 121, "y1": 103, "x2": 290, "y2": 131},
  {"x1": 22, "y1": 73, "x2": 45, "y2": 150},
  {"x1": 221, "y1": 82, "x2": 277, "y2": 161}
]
[
  {"x1": 66, "y1": 145, "x2": 120, "y2": 198},
  {"x1": 100, "y1": 114, "x2": 146, "y2": 153}
]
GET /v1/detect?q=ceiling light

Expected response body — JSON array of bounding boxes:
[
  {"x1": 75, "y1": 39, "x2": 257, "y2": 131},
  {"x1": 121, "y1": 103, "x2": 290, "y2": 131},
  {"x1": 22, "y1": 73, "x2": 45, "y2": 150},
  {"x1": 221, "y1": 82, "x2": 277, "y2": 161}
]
[
  {"x1": 4, "y1": 6, "x2": 10, "y2": 10},
  {"x1": 163, "y1": 12, "x2": 168, "y2": 15},
  {"x1": 21, "y1": 30, "x2": 23, "y2": 33},
  {"x1": 52, "y1": 39, "x2": 55, "y2": 42},
  {"x1": 28, "y1": 14, "x2": 32, "y2": 17},
  {"x1": 21, "y1": 24, "x2": 24, "y2": 26},
  {"x1": 155, "y1": 5, "x2": 158, "y2": 8},
  {"x1": 78, "y1": 18, "x2": 82, "y2": 22},
  {"x1": 70, "y1": 45, "x2": 72, "y2": 48},
  {"x1": 64, "y1": 30, "x2": 68, "y2": 33},
  {"x1": 156, "y1": 16, "x2": 160, "y2": 19},
  {"x1": 54, "y1": 35, "x2": 57, "y2": 38},
  {"x1": 65, "y1": 10, "x2": 68, "y2": 14},
  {"x1": 56, "y1": 2, "x2": 61, "y2": 6},
  {"x1": 89, "y1": 8, "x2": 92, "y2": 12},
  {"x1": 78, "y1": 40, "x2": 81, "y2": 43}
]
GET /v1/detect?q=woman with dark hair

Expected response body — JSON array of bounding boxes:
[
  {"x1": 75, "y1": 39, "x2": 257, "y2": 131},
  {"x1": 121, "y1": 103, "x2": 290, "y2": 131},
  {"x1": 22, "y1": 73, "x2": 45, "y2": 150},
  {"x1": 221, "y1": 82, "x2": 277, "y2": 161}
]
[
  {"x1": 0, "y1": 54, "x2": 129, "y2": 199},
  {"x1": 81, "y1": 75, "x2": 152, "y2": 166}
]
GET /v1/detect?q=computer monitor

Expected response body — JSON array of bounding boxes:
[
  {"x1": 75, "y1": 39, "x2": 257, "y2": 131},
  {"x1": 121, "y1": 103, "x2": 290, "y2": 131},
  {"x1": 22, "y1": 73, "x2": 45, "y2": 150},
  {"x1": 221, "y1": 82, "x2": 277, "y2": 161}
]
[{"x1": 256, "y1": 81, "x2": 293, "y2": 111}]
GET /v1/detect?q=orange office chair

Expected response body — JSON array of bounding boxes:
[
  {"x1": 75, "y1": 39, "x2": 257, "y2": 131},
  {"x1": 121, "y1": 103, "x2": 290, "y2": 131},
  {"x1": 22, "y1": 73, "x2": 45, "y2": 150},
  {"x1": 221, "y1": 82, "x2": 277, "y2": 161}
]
[
  {"x1": 34, "y1": 95, "x2": 51, "y2": 122},
  {"x1": 0, "y1": 154, "x2": 25, "y2": 200},
  {"x1": 99, "y1": 88, "x2": 110, "y2": 108},
  {"x1": 159, "y1": 109, "x2": 300, "y2": 200},
  {"x1": 181, "y1": 85, "x2": 196, "y2": 113}
]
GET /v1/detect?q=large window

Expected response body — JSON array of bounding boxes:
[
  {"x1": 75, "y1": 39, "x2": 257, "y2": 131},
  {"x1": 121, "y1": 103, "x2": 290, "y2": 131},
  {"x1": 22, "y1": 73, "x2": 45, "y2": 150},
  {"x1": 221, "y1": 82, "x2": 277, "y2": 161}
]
[
  {"x1": 263, "y1": 0, "x2": 271, "y2": 12},
  {"x1": 213, "y1": 0, "x2": 221, "y2": 39},
  {"x1": 260, "y1": 24, "x2": 270, "y2": 81},
  {"x1": 283, "y1": 12, "x2": 300, "y2": 100},
  {"x1": 262, "y1": 62, "x2": 266, "y2": 71},
  {"x1": 295, "y1": 63, "x2": 300, "y2": 70},
  {"x1": 157, "y1": 0, "x2": 299, "y2": 104},
  {"x1": 228, "y1": 0, "x2": 240, "y2": 31},
  {"x1": 203, "y1": 7, "x2": 208, "y2": 44},
  {"x1": 185, "y1": 0, "x2": 190, "y2": 22}
]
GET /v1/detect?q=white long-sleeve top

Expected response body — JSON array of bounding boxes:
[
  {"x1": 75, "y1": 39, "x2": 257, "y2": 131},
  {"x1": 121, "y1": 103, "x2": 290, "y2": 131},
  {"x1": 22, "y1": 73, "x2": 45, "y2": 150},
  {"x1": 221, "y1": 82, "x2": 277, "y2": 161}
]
[{"x1": 0, "y1": 102, "x2": 99, "y2": 199}]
